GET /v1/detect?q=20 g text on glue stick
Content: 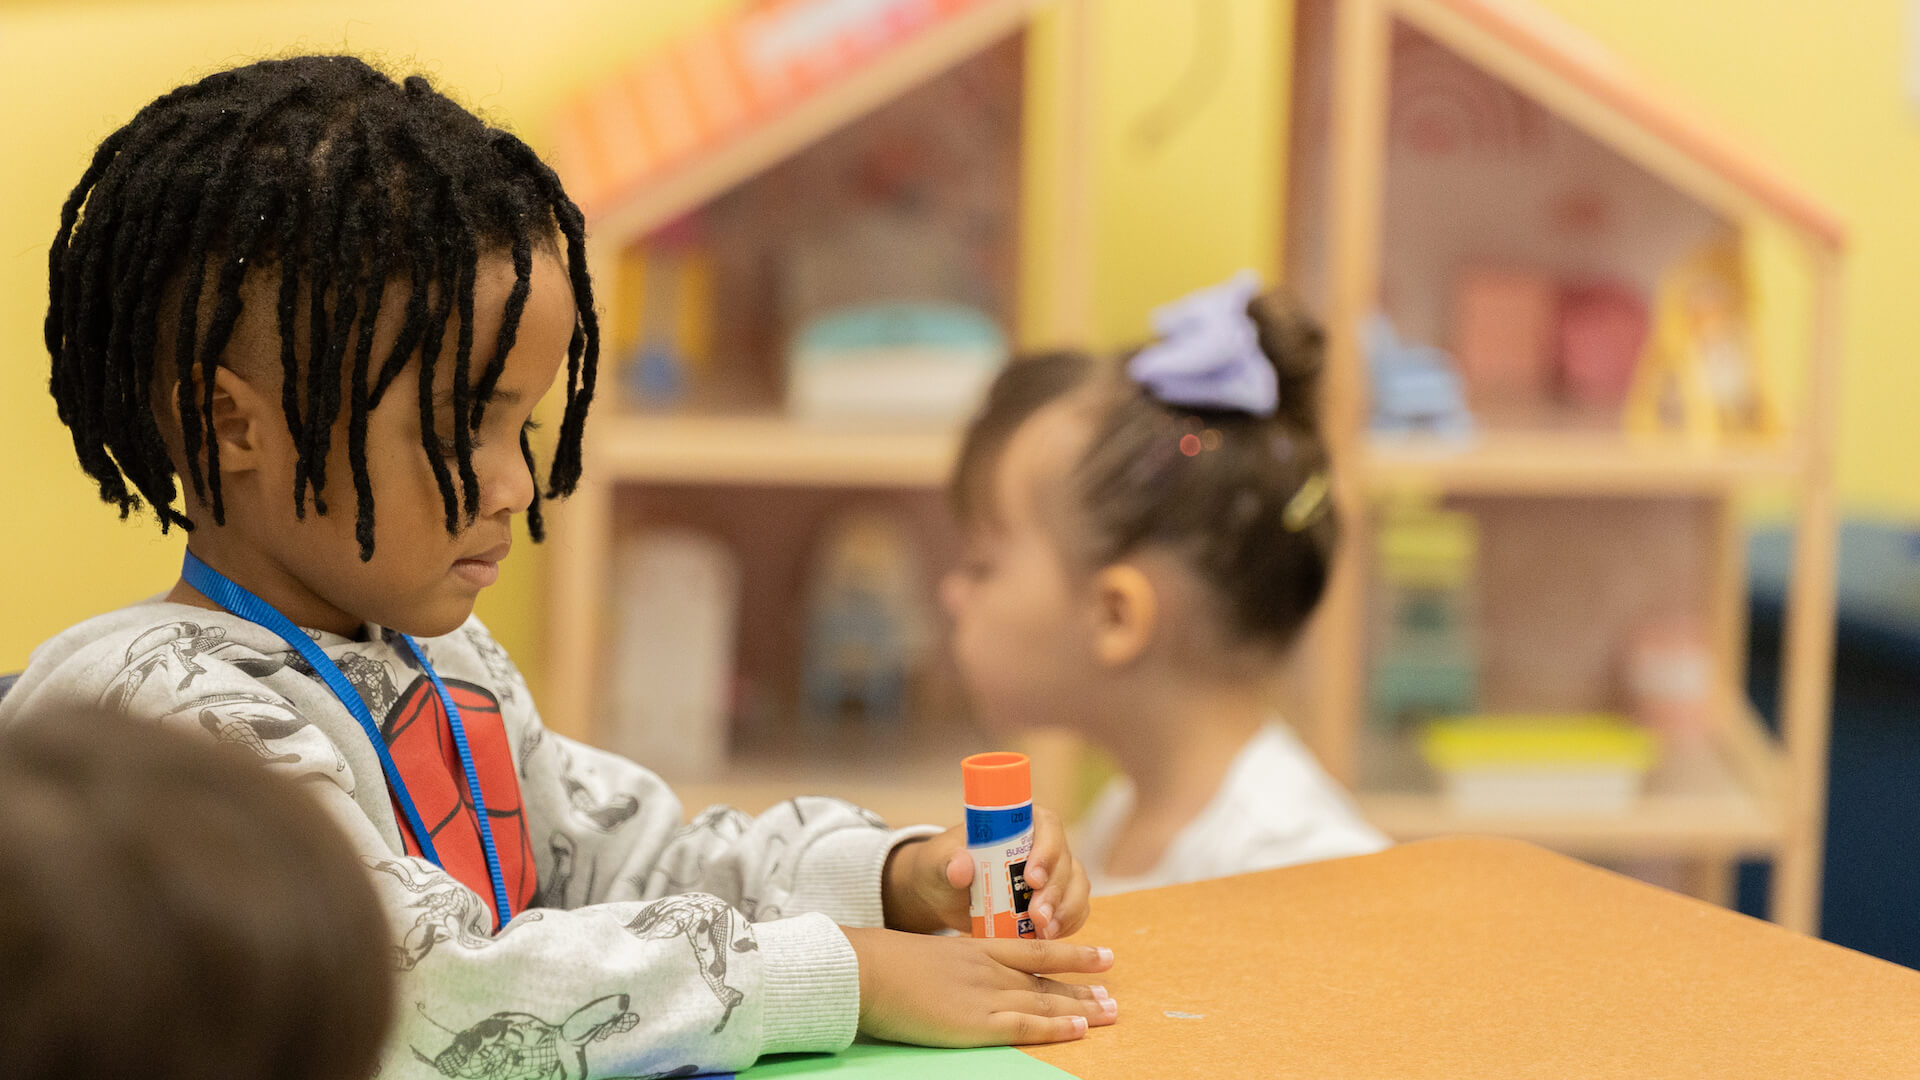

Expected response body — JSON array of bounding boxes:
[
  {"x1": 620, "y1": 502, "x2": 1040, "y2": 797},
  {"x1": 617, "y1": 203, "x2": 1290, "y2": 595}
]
[{"x1": 963, "y1": 751, "x2": 1036, "y2": 939}]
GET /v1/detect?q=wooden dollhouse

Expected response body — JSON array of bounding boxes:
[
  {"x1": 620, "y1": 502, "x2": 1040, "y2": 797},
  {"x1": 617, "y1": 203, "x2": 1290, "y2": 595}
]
[
  {"x1": 1286, "y1": 0, "x2": 1842, "y2": 933},
  {"x1": 541, "y1": 0, "x2": 1842, "y2": 931},
  {"x1": 539, "y1": 0, "x2": 1094, "y2": 827}
]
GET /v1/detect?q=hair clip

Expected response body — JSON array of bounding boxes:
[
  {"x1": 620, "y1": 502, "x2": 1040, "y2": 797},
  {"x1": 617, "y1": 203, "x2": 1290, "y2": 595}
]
[
  {"x1": 1127, "y1": 269, "x2": 1277, "y2": 417},
  {"x1": 1282, "y1": 471, "x2": 1331, "y2": 532}
]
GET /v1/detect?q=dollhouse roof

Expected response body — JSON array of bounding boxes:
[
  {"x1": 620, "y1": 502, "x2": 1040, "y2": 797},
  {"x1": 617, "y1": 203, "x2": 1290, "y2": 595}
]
[
  {"x1": 1396, "y1": 0, "x2": 1843, "y2": 248},
  {"x1": 544, "y1": 0, "x2": 1045, "y2": 249}
]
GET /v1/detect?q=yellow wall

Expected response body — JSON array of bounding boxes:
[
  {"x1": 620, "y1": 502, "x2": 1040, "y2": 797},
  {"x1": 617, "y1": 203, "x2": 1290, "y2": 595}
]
[{"x1": 1019, "y1": 0, "x2": 1290, "y2": 349}]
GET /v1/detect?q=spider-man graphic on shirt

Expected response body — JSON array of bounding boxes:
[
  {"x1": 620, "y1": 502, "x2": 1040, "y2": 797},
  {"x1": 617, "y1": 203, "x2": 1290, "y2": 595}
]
[{"x1": 379, "y1": 673, "x2": 537, "y2": 928}]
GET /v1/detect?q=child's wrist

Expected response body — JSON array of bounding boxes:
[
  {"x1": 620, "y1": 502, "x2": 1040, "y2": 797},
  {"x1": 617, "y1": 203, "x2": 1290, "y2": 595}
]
[
  {"x1": 880, "y1": 838, "x2": 928, "y2": 930},
  {"x1": 840, "y1": 925, "x2": 879, "y2": 1026}
]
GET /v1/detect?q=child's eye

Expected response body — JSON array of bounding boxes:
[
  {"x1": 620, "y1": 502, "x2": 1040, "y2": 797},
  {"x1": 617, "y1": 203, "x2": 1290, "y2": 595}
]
[
  {"x1": 433, "y1": 418, "x2": 538, "y2": 459},
  {"x1": 431, "y1": 431, "x2": 489, "y2": 458}
]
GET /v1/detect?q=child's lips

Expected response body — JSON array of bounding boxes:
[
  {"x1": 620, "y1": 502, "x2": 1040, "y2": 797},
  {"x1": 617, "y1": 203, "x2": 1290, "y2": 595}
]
[{"x1": 451, "y1": 541, "x2": 511, "y2": 588}]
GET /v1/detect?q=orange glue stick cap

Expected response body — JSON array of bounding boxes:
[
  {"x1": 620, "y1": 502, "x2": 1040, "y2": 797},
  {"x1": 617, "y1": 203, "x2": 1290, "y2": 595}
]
[{"x1": 962, "y1": 751, "x2": 1031, "y2": 808}]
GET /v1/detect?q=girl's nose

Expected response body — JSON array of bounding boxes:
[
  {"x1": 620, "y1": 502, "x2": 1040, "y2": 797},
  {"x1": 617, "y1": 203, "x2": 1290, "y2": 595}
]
[{"x1": 939, "y1": 571, "x2": 967, "y2": 620}]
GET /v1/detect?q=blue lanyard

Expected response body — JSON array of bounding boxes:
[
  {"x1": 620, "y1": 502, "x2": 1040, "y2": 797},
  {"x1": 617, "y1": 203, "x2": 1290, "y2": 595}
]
[{"x1": 181, "y1": 550, "x2": 513, "y2": 926}]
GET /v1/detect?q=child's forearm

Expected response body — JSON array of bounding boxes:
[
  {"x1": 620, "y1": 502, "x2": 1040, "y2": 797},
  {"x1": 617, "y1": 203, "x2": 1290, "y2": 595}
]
[{"x1": 318, "y1": 782, "x2": 862, "y2": 1073}]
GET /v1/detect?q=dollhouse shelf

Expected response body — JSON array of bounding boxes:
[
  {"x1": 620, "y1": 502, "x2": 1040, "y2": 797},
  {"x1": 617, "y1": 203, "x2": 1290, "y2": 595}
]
[
  {"x1": 1356, "y1": 700, "x2": 1787, "y2": 858},
  {"x1": 1363, "y1": 432, "x2": 1804, "y2": 495},
  {"x1": 591, "y1": 412, "x2": 958, "y2": 488}
]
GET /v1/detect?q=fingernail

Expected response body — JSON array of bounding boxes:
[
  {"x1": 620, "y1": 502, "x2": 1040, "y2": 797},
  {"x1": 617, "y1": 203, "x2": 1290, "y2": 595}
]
[
  {"x1": 1089, "y1": 984, "x2": 1108, "y2": 1000},
  {"x1": 1028, "y1": 865, "x2": 1049, "y2": 888},
  {"x1": 1099, "y1": 996, "x2": 1118, "y2": 1017},
  {"x1": 1035, "y1": 902, "x2": 1054, "y2": 930},
  {"x1": 1095, "y1": 946, "x2": 1114, "y2": 965},
  {"x1": 1070, "y1": 1015, "x2": 1088, "y2": 1035}
]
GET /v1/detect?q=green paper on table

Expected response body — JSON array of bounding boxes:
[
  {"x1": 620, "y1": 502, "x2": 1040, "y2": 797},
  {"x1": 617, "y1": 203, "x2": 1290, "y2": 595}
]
[{"x1": 740, "y1": 1040, "x2": 1077, "y2": 1078}]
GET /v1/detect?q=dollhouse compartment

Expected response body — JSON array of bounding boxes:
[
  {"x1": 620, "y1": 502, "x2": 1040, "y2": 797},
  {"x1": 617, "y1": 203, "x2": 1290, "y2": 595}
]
[
  {"x1": 599, "y1": 483, "x2": 980, "y2": 826},
  {"x1": 1355, "y1": 493, "x2": 1781, "y2": 856}
]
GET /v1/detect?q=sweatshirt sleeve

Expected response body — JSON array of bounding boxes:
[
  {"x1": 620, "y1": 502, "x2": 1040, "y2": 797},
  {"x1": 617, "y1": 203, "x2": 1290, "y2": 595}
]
[
  {"x1": 521, "y1": 727, "x2": 938, "y2": 927},
  {"x1": 321, "y1": 783, "x2": 862, "y2": 1078}
]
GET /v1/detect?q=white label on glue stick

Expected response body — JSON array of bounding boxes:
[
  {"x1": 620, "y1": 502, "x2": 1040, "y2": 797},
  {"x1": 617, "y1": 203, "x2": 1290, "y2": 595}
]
[{"x1": 965, "y1": 799, "x2": 1035, "y2": 938}]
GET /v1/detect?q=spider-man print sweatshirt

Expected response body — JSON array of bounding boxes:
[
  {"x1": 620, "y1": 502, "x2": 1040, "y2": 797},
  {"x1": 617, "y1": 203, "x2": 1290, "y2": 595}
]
[{"x1": 0, "y1": 601, "x2": 937, "y2": 1078}]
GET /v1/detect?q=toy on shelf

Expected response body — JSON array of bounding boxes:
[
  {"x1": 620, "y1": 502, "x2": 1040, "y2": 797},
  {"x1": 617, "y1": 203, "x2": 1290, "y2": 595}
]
[
  {"x1": 1420, "y1": 714, "x2": 1657, "y2": 816},
  {"x1": 1451, "y1": 266, "x2": 1556, "y2": 411},
  {"x1": 1557, "y1": 281, "x2": 1648, "y2": 409},
  {"x1": 788, "y1": 302, "x2": 1005, "y2": 421},
  {"x1": 1624, "y1": 616, "x2": 1714, "y2": 746},
  {"x1": 1625, "y1": 235, "x2": 1782, "y2": 442},
  {"x1": 800, "y1": 509, "x2": 934, "y2": 735},
  {"x1": 607, "y1": 529, "x2": 742, "y2": 781},
  {"x1": 1366, "y1": 312, "x2": 1474, "y2": 439},
  {"x1": 777, "y1": 145, "x2": 1008, "y2": 420},
  {"x1": 1370, "y1": 497, "x2": 1479, "y2": 730},
  {"x1": 618, "y1": 217, "x2": 713, "y2": 407}
]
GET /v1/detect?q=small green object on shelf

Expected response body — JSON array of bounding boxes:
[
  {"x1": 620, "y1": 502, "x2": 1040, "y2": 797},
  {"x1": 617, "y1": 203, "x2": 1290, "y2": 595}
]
[{"x1": 741, "y1": 1041, "x2": 1078, "y2": 1078}]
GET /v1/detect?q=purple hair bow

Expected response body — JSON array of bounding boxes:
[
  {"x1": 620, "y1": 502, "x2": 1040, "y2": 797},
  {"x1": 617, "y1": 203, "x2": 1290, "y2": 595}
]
[{"x1": 1126, "y1": 269, "x2": 1275, "y2": 417}]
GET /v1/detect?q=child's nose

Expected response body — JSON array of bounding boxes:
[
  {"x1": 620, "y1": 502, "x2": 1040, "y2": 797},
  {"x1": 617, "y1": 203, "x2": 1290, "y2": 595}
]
[
  {"x1": 939, "y1": 571, "x2": 967, "y2": 620},
  {"x1": 476, "y1": 441, "x2": 536, "y2": 519}
]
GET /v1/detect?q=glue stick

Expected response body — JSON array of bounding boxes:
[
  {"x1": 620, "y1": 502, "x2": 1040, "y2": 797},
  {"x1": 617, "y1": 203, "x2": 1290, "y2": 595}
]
[{"x1": 963, "y1": 751, "x2": 1037, "y2": 939}]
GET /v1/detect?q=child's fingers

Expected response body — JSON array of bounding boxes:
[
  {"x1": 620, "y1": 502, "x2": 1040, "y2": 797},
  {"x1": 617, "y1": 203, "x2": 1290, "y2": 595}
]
[
  {"x1": 984, "y1": 937, "x2": 1114, "y2": 975},
  {"x1": 945, "y1": 849, "x2": 972, "y2": 890},
  {"x1": 1025, "y1": 807, "x2": 1063, "y2": 890},
  {"x1": 1043, "y1": 863, "x2": 1092, "y2": 939},
  {"x1": 999, "y1": 988, "x2": 1117, "y2": 1031},
  {"x1": 1009, "y1": 978, "x2": 1120, "y2": 1026},
  {"x1": 989, "y1": 1012, "x2": 1090, "y2": 1045},
  {"x1": 1031, "y1": 845, "x2": 1080, "y2": 938}
]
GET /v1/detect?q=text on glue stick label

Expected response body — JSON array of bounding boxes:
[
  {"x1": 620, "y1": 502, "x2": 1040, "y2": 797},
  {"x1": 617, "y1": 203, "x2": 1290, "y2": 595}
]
[{"x1": 966, "y1": 801, "x2": 1035, "y2": 939}]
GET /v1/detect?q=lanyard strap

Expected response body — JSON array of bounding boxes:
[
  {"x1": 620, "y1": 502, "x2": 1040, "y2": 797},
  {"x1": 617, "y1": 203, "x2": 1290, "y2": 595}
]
[{"x1": 181, "y1": 551, "x2": 512, "y2": 925}]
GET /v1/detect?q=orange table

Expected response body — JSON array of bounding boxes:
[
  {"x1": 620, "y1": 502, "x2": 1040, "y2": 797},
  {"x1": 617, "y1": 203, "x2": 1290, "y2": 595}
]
[{"x1": 1025, "y1": 837, "x2": 1920, "y2": 1078}]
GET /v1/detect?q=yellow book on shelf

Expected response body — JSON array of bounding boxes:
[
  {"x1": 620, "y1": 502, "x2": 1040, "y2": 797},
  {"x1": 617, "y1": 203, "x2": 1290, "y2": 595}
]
[{"x1": 1422, "y1": 714, "x2": 1656, "y2": 771}]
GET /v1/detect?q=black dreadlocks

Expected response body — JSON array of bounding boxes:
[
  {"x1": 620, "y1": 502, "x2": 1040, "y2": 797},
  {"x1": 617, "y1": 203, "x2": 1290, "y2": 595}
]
[{"x1": 44, "y1": 54, "x2": 598, "y2": 560}]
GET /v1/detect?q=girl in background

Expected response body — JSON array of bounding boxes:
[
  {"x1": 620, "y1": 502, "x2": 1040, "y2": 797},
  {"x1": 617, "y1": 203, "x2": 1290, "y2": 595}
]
[{"x1": 943, "y1": 272, "x2": 1387, "y2": 894}]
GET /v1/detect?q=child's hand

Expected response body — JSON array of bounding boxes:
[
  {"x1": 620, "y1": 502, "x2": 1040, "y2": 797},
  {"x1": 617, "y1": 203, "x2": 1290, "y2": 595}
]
[
  {"x1": 882, "y1": 808, "x2": 1091, "y2": 938},
  {"x1": 843, "y1": 927, "x2": 1117, "y2": 1046}
]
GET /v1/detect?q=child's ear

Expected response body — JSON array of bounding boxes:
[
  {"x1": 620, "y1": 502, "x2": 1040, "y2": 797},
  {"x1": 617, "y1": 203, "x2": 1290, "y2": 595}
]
[
  {"x1": 1089, "y1": 563, "x2": 1158, "y2": 668},
  {"x1": 198, "y1": 366, "x2": 272, "y2": 475}
]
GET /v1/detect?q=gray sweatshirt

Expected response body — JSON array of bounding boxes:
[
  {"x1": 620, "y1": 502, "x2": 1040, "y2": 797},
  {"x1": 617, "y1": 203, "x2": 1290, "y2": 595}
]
[{"x1": 0, "y1": 600, "x2": 932, "y2": 1079}]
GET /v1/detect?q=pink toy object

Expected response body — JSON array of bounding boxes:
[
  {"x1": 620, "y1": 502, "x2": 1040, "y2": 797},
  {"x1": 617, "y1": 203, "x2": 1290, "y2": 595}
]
[
  {"x1": 1558, "y1": 283, "x2": 1648, "y2": 408},
  {"x1": 1452, "y1": 267, "x2": 1556, "y2": 409},
  {"x1": 1624, "y1": 617, "x2": 1713, "y2": 745}
]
